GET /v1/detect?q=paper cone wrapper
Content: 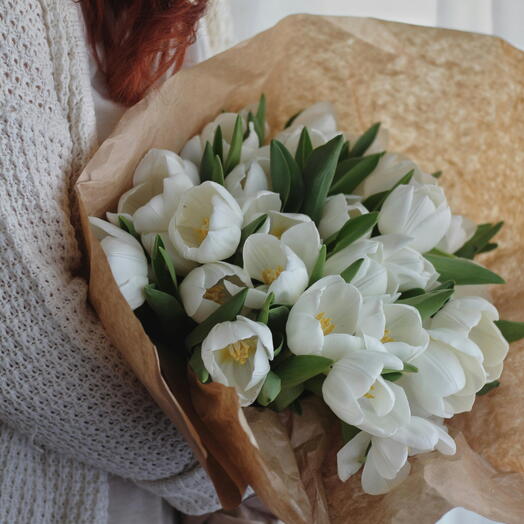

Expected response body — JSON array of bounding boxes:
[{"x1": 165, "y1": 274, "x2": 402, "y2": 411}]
[{"x1": 75, "y1": 15, "x2": 524, "y2": 523}]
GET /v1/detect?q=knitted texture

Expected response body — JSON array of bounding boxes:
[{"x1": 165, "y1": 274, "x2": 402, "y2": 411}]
[
  {"x1": 0, "y1": 0, "x2": 220, "y2": 521},
  {"x1": 0, "y1": 424, "x2": 108, "y2": 524}
]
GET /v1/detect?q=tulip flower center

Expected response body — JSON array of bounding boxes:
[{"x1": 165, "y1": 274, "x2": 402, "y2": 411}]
[
  {"x1": 221, "y1": 337, "x2": 256, "y2": 365},
  {"x1": 380, "y1": 329, "x2": 395, "y2": 343},
  {"x1": 363, "y1": 384, "x2": 376, "y2": 399},
  {"x1": 261, "y1": 265, "x2": 284, "y2": 285},
  {"x1": 315, "y1": 312, "x2": 335, "y2": 335},
  {"x1": 203, "y1": 282, "x2": 228, "y2": 304},
  {"x1": 195, "y1": 217, "x2": 210, "y2": 244},
  {"x1": 271, "y1": 227, "x2": 285, "y2": 239}
]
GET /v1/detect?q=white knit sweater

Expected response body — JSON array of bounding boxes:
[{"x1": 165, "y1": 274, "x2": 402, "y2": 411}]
[{"x1": 0, "y1": 0, "x2": 221, "y2": 521}]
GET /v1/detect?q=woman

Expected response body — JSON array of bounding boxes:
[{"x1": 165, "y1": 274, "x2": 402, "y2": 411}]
[{"x1": 0, "y1": 1, "x2": 231, "y2": 522}]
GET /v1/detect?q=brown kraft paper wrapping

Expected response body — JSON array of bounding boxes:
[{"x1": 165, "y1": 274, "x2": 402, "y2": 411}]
[{"x1": 75, "y1": 15, "x2": 524, "y2": 523}]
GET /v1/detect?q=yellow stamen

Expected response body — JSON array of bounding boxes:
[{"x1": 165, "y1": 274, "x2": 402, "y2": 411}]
[
  {"x1": 381, "y1": 329, "x2": 395, "y2": 344},
  {"x1": 221, "y1": 337, "x2": 255, "y2": 365},
  {"x1": 195, "y1": 217, "x2": 210, "y2": 244},
  {"x1": 203, "y1": 282, "x2": 228, "y2": 304},
  {"x1": 261, "y1": 265, "x2": 284, "y2": 285},
  {"x1": 364, "y1": 384, "x2": 376, "y2": 399},
  {"x1": 271, "y1": 227, "x2": 285, "y2": 239},
  {"x1": 315, "y1": 312, "x2": 336, "y2": 335}
]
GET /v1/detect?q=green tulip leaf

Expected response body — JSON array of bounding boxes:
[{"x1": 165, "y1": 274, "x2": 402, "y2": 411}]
[
  {"x1": 301, "y1": 135, "x2": 344, "y2": 223},
  {"x1": 272, "y1": 383, "x2": 304, "y2": 412},
  {"x1": 144, "y1": 284, "x2": 185, "y2": 333},
  {"x1": 270, "y1": 139, "x2": 291, "y2": 208},
  {"x1": 330, "y1": 153, "x2": 383, "y2": 195},
  {"x1": 211, "y1": 154, "x2": 225, "y2": 185},
  {"x1": 223, "y1": 114, "x2": 243, "y2": 174},
  {"x1": 267, "y1": 305, "x2": 290, "y2": 333},
  {"x1": 454, "y1": 222, "x2": 504, "y2": 259},
  {"x1": 274, "y1": 140, "x2": 304, "y2": 212},
  {"x1": 199, "y1": 141, "x2": 215, "y2": 182},
  {"x1": 494, "y1": 320, "x2": 524, "y2": 343},
  {"x1": 477, "y1": 380, "x2": 500, "y2": 396},
  {"x1": 330, "y1": 212, "x2": 379, "y2": 256},
  {"x1": 118, "y1": 215, "x2": 139, "y2": 240},
  {"x1": 274, "y1": 355, "x2": 333, "y2": 388},
  {"x1": 397, "y1": 288, "x2": 455, "y2": 321},
  {"x1": 189, "y1": 347, "x2": 209, "y2": 383},
  {"x1": 425, "y1": 254, "x2": 505, "y2": 285},
  {"x1": 349, "y1": 122, "x2": 381, "y2": 158},
  {"x1": 308, "y1": 245, "x2": 327, "y2": 286},
  {"x1": 295, "y1": 127, "x2": 313, "y2": 171},
  {"x1": 212, "y1": 125, "x2": 223, "y2": 161},
  {"x1": 256, "y1": 292, "x2": 275, "y2": 324},
  {"x1": 257, "y1": 371, "x2": 282, "y2": 406},
  {"x1": 340, "y1": 258, "x2": 365, "y2": 283}
]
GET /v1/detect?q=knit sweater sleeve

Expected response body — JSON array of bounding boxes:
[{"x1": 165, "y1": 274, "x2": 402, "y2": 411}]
[{"x1": 0, "y1": 0, "x2": 219, "y2": 516}]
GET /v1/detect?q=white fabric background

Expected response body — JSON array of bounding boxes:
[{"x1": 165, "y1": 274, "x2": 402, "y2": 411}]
[{"x1": 227, "y1": 0, "x2": 524, "y2": 51}]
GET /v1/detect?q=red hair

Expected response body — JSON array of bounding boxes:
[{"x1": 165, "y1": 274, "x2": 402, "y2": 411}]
[{"x1": 80, "y1": 0, "x2": 209, "y2": 106}]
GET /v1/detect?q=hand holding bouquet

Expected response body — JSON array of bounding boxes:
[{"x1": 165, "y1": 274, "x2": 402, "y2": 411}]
[{"x1": 89, "y1": 95, "x2": 523, "y2": 496}]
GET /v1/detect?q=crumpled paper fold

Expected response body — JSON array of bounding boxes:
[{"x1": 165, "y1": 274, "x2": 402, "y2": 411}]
[{"x1": 75, "y1": 15, "x2": 524, "y2": 523}]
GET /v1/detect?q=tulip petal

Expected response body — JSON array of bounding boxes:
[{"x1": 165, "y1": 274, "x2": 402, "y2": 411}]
[
  {"x1": 361, "y1": 453, "x2": 411, "y2": 495},
  {"x1": 337, "y1": 431, "x2": 371, "y2": 481},
  {"x1": 369, "y1": 436, "x2": 408, "y2": 479}
]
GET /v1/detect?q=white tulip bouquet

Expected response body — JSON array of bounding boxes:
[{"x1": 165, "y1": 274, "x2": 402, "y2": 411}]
[{"x1": 90, "y1": 96, "x2": 524, "y2": 496}]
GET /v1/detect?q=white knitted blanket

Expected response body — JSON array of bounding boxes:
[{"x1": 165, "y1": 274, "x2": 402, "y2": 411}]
[{"x1": 0, "y1": 0, "x2": 220, "y2": 521}]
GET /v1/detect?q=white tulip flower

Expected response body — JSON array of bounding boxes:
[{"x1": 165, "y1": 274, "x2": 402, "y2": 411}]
[
  {"x1": 400, "y1": 339, "x2": 467, "y2": 418},
  {"x1": 337, "y1": 430, "x2": 410, "y2": 494},
  {"x1": 243, "y1": 233, "x2": 309, "y2": 305},
  {"x1": 436, "y1": 214, "x2": 476, "y2": 254},
  {"x1": 89, "y1": 217, "x2": 148, "y2": 310},
  {"x1": 201, "y1": 315, "x2": 274, "y2": 406},
  {"x1": 133, "y1": 174, "x2": 195, "y2": 234},
  {"x1": 116, "y1": 183, "x2": 159, "y2": 217},
  {"x1": 241, "y1": 191, "x2": 282, "y2": 226},
  {"x1": 429, "y1": 296, "x2": 509, "y2": 393},
  {"x1": 378, "y1": 183, "x2": 452, "y2": 253},
  {"x1": 358, "y1": 298, "x2": 429, "y2": 362},
  {"x1": 337, "y1": 417, "x2": 455, "y2": 494},
  {"x1": 324, "y1": 239, "x2": 393, "y2": 297},
  {"x1": 275, "y1": 102, "x2": 341, "y2": 155},
  {"x1": 319, "y1": 194, "x2": 369, "y2": 240},
  {"x1": 180, "y1": 113, "x2": 260, "y2": 167},
  {"x1": 287, "y1": 101, "x2": 338, "y2": 136},
  {"x1": 133, "y1": 148, "x2": 199, "y2": 190},
  {"x1": 225, "y1": 161, "x2": 270, "y2": 204},
  {"x1": 322, "y1": 348, "x2": 409, "y2": 437},
  {"x1": 281, "y1": 221, "x2": 322, "y2": 276},
  {"x1": 376, "y1": 234, "x2": 439, "y2": 292},
  {"x1": 169, "y1": 181, "x2": 243, "y2": 263},
  {"x1": 261, "y1": 211, "x2": 311, "y2": 236},
  {"x1": 115, "y1": 149, "x2": 198, "y2": 219},
  {"x1": 379, "y1": 303, "x2": 429, "y2": 362},
  {"x1": 286, "y1": 276, "x2": 363, "y2": 359},
  {"x1": 141, "y1": 231, "x2": 197, "y2": 277},
  {"x1": 353, "y1": 153, "x2": 436, "y2": 198},
  {"x1": 179, "y1": 262, "x2": 266, "y2": 323},
  {"x1": 249, "y1": 211, "x2": 321, "y2": 276}
]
